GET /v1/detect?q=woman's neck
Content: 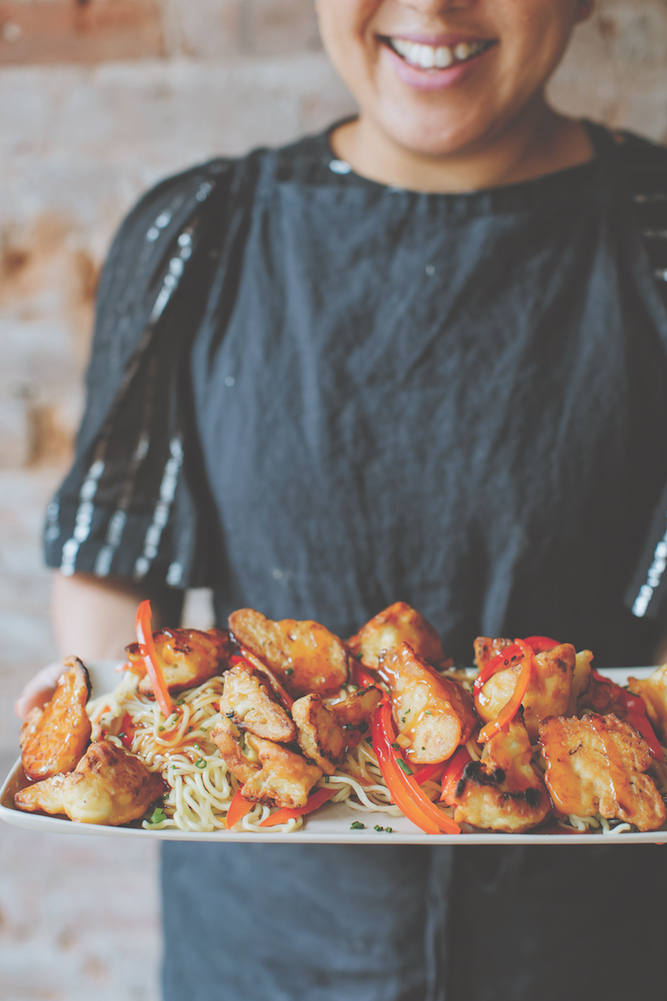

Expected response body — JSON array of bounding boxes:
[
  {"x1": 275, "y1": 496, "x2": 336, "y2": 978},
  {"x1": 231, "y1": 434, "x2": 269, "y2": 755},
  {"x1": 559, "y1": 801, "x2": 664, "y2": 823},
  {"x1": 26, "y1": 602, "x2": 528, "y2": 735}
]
[{"x1": 330, "y1": 97, "x2": 594, "y2": 194}]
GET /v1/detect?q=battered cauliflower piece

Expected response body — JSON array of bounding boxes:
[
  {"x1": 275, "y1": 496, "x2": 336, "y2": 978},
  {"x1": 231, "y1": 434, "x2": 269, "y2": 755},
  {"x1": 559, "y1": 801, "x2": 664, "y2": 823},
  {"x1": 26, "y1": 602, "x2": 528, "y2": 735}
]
[
  {"x1": 220, "y1": 663, "x2": 295, "y2": 743},
  {"x1": 20, "y1": 657, "x2": 91, "y2": 781},
  {"x1": 292, "y1": 687, "x2": 383, "y2": 774},
  {"x1": 209, "y1": 718, "x2": 322, "y2": 809},
  {"x1": 14, "y1": 740, "x2": 164, "y2": 826},
  {"x1": 475, "y1": 643, "x2": 576, "y2": 742},
  {"x1": 473, "y1": 637, "x2": 515, "y2": 671},
  {"x1": 627, "y1": 665, "x2": 667, "y2": 744},
  {"x1": 228, "y1": 609, "x2": 348, "y2": 697},
  {"x1": 379, "y1": 643, "x2": 477, "y2": 764},
  {"x1": 125, "y1": 627, "x2": 232, "y2": 696},
  {"x1": 347, "y1": 602, "x2": 448, "y2": 670},
  {"x1": 443, "y1": 718, "x2": 550, "y2": 833},
  {"x1": 539, "y1": 713, "x2": 667, "y2": 832}
]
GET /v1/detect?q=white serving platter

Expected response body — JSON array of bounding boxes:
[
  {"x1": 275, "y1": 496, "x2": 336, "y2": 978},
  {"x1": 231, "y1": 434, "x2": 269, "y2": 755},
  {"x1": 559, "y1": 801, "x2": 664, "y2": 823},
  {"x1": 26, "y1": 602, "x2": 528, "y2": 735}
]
[{"x1": 2, "y1": 663, "x2": 665, "y2": 845}]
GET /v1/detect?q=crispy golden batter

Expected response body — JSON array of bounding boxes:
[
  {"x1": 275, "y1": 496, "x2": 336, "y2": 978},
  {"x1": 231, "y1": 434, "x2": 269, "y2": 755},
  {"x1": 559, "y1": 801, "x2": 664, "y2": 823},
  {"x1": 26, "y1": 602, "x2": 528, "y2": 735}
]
[
  {"x1": 210, "y1": 718, "x2": 322, "y2": 808},
  {"x1": 444, "y1": 718, "x2": 550, "y2": 833},
  {"x1": 209, "y1": 717, "x2": 260, "y2": 784},
  {"x1": 220, "y1": 663, "x2": 295, "y2": 742},
  {"x1": 292, "y1": 687, "x2": 382, "y2": 774},
  {"x1": 627, "y1": 665, "x2": 667, "y2": 744},
  {"x1": 379, "y1": 643, "x2": 476, "y2": 764},
  {"x1": 228, "y1": 609, "x2": 348, "y2": 697},
  {"x1": 473, "y1": 637, "x2": 515, "y2": 671},
  {"x1": 475, "y1": 643, "x2": 576, "y2": 741},
  {"x1": 20, "y1": 657, "x2": 91, "y2": 781},
  {"x1": 15, "y1": 740, "x2": 164, "y2": 826},
  {"x1": 347, "y1": 602, "x2": 447, "y2": 670},
  {"x1": 539, "y1": 713, "x2": 667, "y2": 832},
  {"x1": 125, "y1": 627, "x2": 231, "y2": 696}
]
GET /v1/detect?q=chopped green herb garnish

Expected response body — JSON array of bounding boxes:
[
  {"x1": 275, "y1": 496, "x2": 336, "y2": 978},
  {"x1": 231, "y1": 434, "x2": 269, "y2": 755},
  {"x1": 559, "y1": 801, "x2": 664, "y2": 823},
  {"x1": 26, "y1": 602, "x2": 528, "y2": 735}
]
[
  {"x1": 424, "y1": 711, "x2": 432, "y2": 716},
  {"x1": 405, "y1": 708, "x2": 411, "y2": 714},
  {"x1": 354, "y1": 652, "x2": 363, "y2": 661},
  {"x1": 118, "y1": 733, "x2": 126, "y2": 739},
  {"x1": 158, "y1": 726, "x2": 165, "y2": 732},
  {"x1": 396, "y1": 759, "x2": 413, "y2": 776},
  {"x1": 421, "y1": 747, "x2": 426, "y2": 751},
  {"x1": 400, "y1": 717, "x2": 406, "y2": 724},
  {"x1": 324, "y1": 775, "x2": 330, "y2": 783},
  {"x1": 285, "y1": 668, "x2": 294, "y2": 676},
  {"x1": 385, "y1": 827, "x2": 393, "y2": 833},
  {"x1": 193, "y1": 744, "x2": 201, "y2": 750},
  {"x1": 350, "y1": 821, "x2": 365, "y2": 830},
  {"x1": 391, "y1": 742, "x2": 401, "y2": 751},
  {"x1": 374, "y1": 824, "x2": 384, "y2": 832},
  {"x1": 188, "y1": 726, "x2": 193, "y2": 732},
  {"x1": 195, "y1": 758, "x2": 207, "y2": 769},
  {"x1": 149, "y1": 808, "x2": 166, "y2": 825}
]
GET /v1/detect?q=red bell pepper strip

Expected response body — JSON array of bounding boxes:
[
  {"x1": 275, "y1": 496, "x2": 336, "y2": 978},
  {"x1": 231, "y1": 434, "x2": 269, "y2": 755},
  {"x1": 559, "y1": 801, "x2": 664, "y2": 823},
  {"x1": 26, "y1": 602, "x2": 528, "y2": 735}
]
[
  {"x1": 523, "y1": 635, "x2": 559, "y2": 654},
  {"x1": 473, "y1": 643, "x2": 523, "y2": 697},
  {"x1": 372, "y1": 703, "x2": 461, "y2": 834},
  {"x1": 136, "y1": 600, "x2": 173, "y2": 719},
  {"x1": 118, "y1": 712, "x2": 136, "y2": 750},
  {"x1": 411, "y1": 762, "x2": 446, "y2": 786},
  {"x1": 590, "y1": 668, "x2": 663, "y2": 761},
  {"x1": 259, "y1": 787, "x2": 337, "y2": 828},
  {"x1": 352, "y1": 662, "x2": 388, "y2": 697},
  {"x1": 440, "y1": 746, "x2": 472, "y2": 805},
  {"x1": 479, "y1": 638, "x2": 534, "y2": 742},
  {"x1": 226, "y1": 788, "x2": 253, "y2": 830}
]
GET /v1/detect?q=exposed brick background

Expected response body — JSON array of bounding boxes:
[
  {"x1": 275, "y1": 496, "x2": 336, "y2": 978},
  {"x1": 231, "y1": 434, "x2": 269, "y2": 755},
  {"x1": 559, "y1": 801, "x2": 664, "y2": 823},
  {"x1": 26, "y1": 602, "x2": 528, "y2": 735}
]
[{"x1": 1, "y1": 2, "x2": 667, "y2": 999}]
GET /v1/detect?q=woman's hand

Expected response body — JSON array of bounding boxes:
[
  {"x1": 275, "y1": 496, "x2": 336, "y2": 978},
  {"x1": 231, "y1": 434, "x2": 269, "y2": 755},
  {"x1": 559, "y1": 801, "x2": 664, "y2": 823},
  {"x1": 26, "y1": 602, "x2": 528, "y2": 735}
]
[
  {"x1": 15, "y1": 661, "x2": 66, "y2": 721},
  {"x1": 14, "y1": 570, "x2": 184, "y2": 721}
]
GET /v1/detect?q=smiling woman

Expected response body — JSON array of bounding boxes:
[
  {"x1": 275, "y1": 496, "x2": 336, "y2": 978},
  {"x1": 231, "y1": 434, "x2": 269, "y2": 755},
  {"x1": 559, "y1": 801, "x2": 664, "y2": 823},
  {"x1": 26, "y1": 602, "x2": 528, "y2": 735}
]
[
  {"x1": 15, "y1": 0, "x2": 667, "y2": 1000},
  {"x1": 317, "y1": 0, "x2": 595, "y2": 190}
]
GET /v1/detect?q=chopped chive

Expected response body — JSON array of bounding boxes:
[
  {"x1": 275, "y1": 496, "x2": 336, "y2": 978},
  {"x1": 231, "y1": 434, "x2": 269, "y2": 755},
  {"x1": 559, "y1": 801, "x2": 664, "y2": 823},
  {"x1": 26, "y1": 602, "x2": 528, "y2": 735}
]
[
  {"x1": 374, "y1": 824, "x2": 384, "y2": 832},
  {"x1": 324, "y1": 775, "x2": 330, "y2": 783},
  {"x1": 149, "y1": 807, "x2": 166, "y2": 824},
  {"x1": 193, "y1": 744, "x2": 201, "y2": 750},
  {"x1": 396, "y1": 759, "x2": 413, "y2": 776},
  {"x1": 285, "y1": 668, "x2": 294, "y2": 676},
  {"x1": 391, "y1": 742, "x2": 401, "y2": 751},
  {"x1": 118, "y1": 733, "x2": 126, "y2": 739},
  {"x1": 424, "y1": 711, "x2": 432, "y2": 716},
  {"x1": 400, "y1": 717, "x2": 406, "y2": 724},
  {"x1": 158, "y1": 726, "x2": 165, "y2": 732},
  {"x1": 195, "y1": 758, "x2": 207, "y2": 769},
  {"x1": 385, "y1": 827, "x2": 393, "y2": 833},
  {"x1": 350, "y1": 821, "x2": 365, "y2": 830},
  {"x1": 421, "y1": 747, "x2": 426, "y2": 751}
]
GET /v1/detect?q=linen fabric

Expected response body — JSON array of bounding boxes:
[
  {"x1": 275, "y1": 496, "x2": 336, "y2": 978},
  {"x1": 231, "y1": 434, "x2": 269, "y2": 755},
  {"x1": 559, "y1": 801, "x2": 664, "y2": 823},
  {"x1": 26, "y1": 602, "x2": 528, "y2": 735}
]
[{"x1": 46, "y1": 122, "x2": 667, "y2": 1000}]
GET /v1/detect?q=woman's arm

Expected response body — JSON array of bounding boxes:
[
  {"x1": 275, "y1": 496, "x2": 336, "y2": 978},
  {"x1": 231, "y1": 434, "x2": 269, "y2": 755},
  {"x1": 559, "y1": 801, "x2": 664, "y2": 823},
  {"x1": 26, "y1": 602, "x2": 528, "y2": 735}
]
[{"x1": 14, "y1": 571, "x2": 183, "y2": 719}]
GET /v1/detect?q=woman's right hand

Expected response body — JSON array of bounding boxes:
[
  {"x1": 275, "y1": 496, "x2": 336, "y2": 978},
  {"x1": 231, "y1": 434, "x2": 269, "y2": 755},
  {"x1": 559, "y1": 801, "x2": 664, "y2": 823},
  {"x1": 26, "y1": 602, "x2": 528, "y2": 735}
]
[{"x1": 14, "y1": 661, "x2": 65, "y2": 721}]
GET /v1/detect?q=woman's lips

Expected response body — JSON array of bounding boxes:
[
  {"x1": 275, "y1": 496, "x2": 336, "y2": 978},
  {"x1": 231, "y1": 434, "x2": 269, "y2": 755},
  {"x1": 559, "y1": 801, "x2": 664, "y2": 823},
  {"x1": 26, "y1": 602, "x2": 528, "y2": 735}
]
[{"x1": 379, "y1": 35, "x2": 497, "y2": 92}]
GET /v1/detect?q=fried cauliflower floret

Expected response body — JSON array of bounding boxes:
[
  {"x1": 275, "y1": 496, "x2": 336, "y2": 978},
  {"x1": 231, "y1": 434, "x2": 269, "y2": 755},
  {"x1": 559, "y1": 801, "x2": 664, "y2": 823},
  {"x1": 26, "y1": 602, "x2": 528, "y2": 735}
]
[
  {"x1": 627, "y1": 665, "x2": 667, "y2": 744},
  {"x1": 20, "y1": 657, "x2": 92, "y2": 781},
  {"x1": 291, "y1": 687, "x2": 382, "y2": 774},
  {"x1": 539, "y1": 713, "x2": 667, "y2": 833},
  {"x1": 347, "y1": 602, "x2": 448, "y2": 670},
  {"x1": 125, "y1": 627, "x2": 232, "y2": 696},
  {"x1": 475, "y1": 643, "x2": 576, "y2": 742},
  {"x1": 379, "y1": 643, "x2": 476, "y2": 765},
  {"x1": 443, "y1": 718, "x2": 550, "y2": 833},
  {"x1": 228, "y1": 609, "x2": 348, "y2": 697},
  {"x1": 15, "y1": 740, "x2": 164, "y2": 826},
  {"x1": 219, "y1": 663, "x2": 295, "y2": 743},
  {"x1": 209, "y1": 718, "x2": 322, "y2": 809},
  {"x1": 473, "y1": 637, "x2": 515, "y2": 671}
]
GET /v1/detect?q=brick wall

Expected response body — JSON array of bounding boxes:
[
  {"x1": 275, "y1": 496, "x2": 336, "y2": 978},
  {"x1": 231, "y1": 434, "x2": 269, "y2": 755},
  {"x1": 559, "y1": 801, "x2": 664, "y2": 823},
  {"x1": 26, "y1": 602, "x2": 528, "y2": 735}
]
[{"x1": 1, "y1": 2, "x2": 667, "y2": 998}]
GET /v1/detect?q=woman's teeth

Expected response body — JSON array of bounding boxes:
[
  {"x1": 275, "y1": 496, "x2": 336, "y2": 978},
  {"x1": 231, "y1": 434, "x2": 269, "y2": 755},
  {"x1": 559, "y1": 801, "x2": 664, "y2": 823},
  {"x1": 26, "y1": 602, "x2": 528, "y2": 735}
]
[{"x1": 389, "y1": 38, "x2": 490, "y2": 70}]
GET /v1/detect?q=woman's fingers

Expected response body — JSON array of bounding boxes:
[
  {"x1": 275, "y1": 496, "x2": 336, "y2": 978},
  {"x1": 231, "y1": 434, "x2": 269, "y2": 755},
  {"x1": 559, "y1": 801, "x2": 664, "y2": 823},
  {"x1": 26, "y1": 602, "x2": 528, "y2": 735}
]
[{"x1": 14, "y1": 661, "x2": 65, "y2": 720}]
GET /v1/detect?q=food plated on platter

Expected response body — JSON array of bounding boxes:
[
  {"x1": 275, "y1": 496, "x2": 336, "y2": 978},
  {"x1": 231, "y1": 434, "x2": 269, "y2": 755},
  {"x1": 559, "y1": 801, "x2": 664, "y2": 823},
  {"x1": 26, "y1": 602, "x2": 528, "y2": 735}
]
[{"x1": 5, "y1": 601, "x2": 667, "y2": 843}]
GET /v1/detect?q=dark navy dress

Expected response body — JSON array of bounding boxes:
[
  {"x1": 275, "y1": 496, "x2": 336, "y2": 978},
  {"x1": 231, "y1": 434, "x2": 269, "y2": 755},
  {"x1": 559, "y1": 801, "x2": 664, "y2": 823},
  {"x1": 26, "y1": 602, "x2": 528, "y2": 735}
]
[{"x1": 46, "y1": 122, "x2": 667, "y2": 1000}]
